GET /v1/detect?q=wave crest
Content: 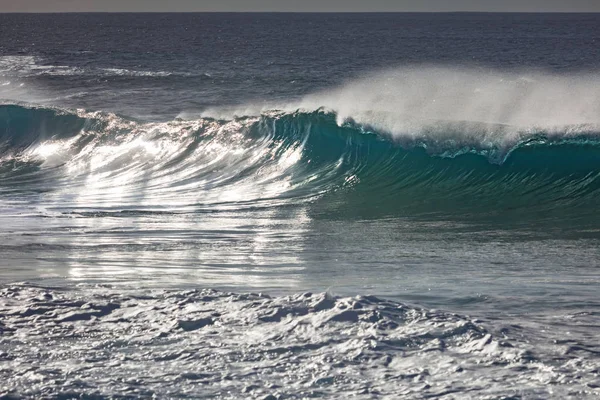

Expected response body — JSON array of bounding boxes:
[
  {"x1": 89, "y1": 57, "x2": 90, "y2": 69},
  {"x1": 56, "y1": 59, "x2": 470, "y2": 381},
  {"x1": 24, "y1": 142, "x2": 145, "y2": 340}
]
[{"x1": 1, "y1": 103, "x2": 600, "y2": 217}]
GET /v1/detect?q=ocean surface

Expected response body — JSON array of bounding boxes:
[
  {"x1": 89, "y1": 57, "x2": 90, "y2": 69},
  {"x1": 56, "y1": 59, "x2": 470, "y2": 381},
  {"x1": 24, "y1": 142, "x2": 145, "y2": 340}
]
[{"x1": 1, "y1": 12, "x2": 600, "y2": 398}]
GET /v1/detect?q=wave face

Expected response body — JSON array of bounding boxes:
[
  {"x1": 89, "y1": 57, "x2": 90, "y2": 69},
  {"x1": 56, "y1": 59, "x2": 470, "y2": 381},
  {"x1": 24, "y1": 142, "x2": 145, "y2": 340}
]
[
  {"x1": 1, "y1": 103, "x2": 600, "y2": 221},
  {"x1": 2, "y1": 15, "x2": 600, "y2": 399}
]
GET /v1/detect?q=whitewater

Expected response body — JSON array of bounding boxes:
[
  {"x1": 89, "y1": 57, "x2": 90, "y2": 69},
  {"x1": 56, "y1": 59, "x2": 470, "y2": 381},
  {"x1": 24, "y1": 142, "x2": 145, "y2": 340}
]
[{"x1": 1, "y1": 12, "x2": 600, "y2": 399}]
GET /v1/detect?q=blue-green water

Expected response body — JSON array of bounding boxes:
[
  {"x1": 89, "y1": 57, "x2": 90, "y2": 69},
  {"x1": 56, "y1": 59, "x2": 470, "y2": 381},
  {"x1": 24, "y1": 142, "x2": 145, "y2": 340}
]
[{"x1": 1, "y1": 13, "x2": 600, "y2": 399}]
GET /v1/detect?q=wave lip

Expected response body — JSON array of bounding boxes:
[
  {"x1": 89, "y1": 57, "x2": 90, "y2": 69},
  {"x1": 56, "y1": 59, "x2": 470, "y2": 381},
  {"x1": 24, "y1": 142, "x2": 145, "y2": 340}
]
[{"x1": 1, "y1": 103, "x2": 600, "y2": 219}]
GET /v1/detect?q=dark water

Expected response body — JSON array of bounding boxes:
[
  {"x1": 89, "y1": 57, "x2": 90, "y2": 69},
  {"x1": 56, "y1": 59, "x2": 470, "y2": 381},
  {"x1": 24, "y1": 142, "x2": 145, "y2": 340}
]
[
  {"x1": 1, "y1": 13, "x2": 600, "y2": 118},
  {"x1": 1, "y1": 13, "x2": 600, "y2": 399}
]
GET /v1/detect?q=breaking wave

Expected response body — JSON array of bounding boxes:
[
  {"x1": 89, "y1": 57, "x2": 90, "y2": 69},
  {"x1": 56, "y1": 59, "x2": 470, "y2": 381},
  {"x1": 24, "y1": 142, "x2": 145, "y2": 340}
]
[
  {"x1": 1, "y1": 102, "x2": 600, "y2": 219},
  {"x1": 1, "y1": 284, "x2": 598, "y2": 398}
]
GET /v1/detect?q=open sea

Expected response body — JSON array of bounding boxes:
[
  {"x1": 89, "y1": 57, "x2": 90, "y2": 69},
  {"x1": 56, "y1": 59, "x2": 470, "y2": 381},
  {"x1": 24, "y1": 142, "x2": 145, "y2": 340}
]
[{"x1": 1, "y1": 12, "x2": 600, "y2": 398}]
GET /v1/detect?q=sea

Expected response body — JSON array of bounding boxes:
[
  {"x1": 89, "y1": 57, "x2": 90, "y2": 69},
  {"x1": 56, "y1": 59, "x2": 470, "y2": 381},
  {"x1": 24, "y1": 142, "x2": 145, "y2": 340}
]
[{"x1": 1, "y1": 12, "x2": 600, "y2": 399}]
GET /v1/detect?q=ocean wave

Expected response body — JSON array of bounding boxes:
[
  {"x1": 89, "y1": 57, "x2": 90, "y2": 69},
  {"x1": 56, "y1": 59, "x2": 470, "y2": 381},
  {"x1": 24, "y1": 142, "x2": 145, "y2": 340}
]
[
  {"x1": 99, "y1": 67, "x2": 196, "y2": 77},
  {"x1": 0, "y1": 56, "x2": 200, "y2": 78},
  {"x1": 204, "y1": 66, "x2": 600, "y2": 142},
  {"x1": 0, "y1": 284, "x2": 597, "y2": 398},
  {"x1": 0, "y1": 56, "x2": 37, "y2": 74},
  {"x1": 1, "y1": 103, "x2": 600, "y2": 217}
]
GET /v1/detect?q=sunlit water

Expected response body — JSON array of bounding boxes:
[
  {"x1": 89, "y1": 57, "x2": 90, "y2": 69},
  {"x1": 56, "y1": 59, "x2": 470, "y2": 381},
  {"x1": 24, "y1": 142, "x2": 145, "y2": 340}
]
[{"x1": 1, "y1": 13, "x2": 600, "y2": 399}]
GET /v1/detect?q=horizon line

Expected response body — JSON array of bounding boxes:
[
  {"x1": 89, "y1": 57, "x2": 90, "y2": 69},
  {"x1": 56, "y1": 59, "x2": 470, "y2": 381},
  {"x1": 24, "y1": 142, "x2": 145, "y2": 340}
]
[{"x1": 1, "y1": 11, "x2": 600, "y2": 14}]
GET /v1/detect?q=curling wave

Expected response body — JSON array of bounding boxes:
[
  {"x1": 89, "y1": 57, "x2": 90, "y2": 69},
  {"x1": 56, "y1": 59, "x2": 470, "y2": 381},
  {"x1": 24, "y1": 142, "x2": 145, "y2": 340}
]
[{"x1": 1, "y1": 103, "x2": 600, "y2": 219}]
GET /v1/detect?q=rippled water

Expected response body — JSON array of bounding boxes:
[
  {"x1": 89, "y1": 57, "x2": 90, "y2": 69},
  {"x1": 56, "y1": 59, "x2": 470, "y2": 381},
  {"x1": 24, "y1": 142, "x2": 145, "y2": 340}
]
[{"x1": 1, "y1": 12, "x2": 600, "y2": 399}]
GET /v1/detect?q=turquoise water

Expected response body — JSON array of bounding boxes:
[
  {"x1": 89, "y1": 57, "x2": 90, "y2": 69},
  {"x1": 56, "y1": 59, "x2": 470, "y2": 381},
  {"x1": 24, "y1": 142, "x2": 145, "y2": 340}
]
[{"x1": 1, "y1": 12, "x2": 600, "y2": 399}]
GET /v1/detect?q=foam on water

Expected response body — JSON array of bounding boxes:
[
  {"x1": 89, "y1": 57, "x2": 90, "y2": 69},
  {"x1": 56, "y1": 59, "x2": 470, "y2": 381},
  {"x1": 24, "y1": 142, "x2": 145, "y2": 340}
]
[
  {"x1": 203, "y1": 67, "x2": 600, "y2": 149},
  {"x1": 2, "y1": 103, "x2": 600, "y2": 222},
  {"x1": 1, "y1": 284, "x2": 599, "y2": 399},
  {"x1": 2, "y1": 13, "x2": 600, "y2": 399},
  {"x1": 0, "y1": 56, "x2": 195, "y2": 79}
]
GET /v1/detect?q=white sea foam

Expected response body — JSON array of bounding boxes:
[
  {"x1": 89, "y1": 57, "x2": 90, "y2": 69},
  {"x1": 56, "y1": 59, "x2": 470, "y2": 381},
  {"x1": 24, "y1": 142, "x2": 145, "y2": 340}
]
[
  {"x1": 1, "y1": 284, "x2": 597, "y2": 399},
  {"x1": 0, "y1": 55, "x2": 193, "y2": 79},
  {"x1": 100, "y1": 68, "x2": 179, "y2": 77},
  {"x1": 0, "y1": 56, "x2": 37, "y2": 74},
  {"x1": 202, "y1": 66, "x2": 600, "y2": 148}
]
